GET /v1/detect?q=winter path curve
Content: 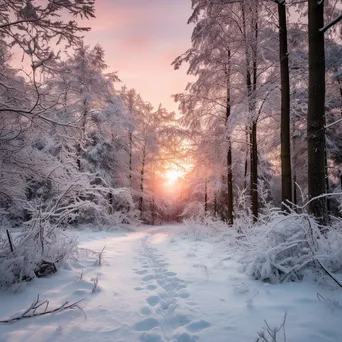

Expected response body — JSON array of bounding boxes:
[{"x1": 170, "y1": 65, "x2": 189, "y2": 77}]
[{"x1": 0, "y1": 225, "x2": 341, "y2": 342}]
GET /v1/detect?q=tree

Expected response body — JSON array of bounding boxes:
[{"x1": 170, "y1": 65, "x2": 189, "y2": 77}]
[
  {"x1": 306, "y1": 0, "x2": 342, "y2": 223},
  {"x1": 307, "y1": 0, "x2": 327, "y2": 223},
  {"x1": 277, "y1": 0, "x2": 292, "y2": 210},
  {"x1": 173, "y1": 0, "x2": 238, "y2": 223}
]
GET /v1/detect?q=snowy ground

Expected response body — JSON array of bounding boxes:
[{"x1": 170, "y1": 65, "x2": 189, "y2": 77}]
[{"x1": 0, "y1": 225, "x2": 342, "y2": 342}]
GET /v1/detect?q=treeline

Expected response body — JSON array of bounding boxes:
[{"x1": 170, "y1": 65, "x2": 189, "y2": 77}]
[
  {"x1": 173, "y1": 0, "x2": 342, "y2": 224},
  {"x1": 0, "y1": 2, "x2": 183, "y2": 230},
  {"x1": 0, "y1": 1, "x2": 185, "y2": 287}
]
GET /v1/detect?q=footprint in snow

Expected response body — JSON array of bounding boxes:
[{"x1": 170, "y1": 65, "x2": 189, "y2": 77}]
[
  {"x1": 135, "y1": 287, "x2": 144, "y2": 291},
  {"x1": 135, "y1": 269, "x2": 149, "y2": 275},
  {"x1": 185, "y1": 320, "x2": 211, "y2": 333},
  {"x1": 139, "y1": 332, "x2": 165, "y2": 342},
  {"x1": 177, "y1": 291, "x2": 190, "y2": 299},
  {"x1": 171, "y1": 332, "x2": 198, "y2": 342},
  {"x1": 146, "y1": 284, "x2": 157, "y2": 291},
  {"x1": 158, "y1": 262, "x2": 169, "y2": 267},
  {"x1": 146, "y1": 295, "x2": 160, "y2": 307},
  {"x1": 143, "y1": 274, "x2": 155, "y2": 281},
  {"x1": 139, "y1": 306, "x2": 152, "y2": 316},
  {"x1": 168, "y1": 313, "x2": 191, "y2": 328},
  {"x1": 133, "y1": 317, "x2": 159, "y2": 332}
]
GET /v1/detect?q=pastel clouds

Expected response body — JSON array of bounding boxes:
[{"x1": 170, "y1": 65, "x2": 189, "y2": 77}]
[{"x1": 83, "y1": 0, "x2": 194, "y2": 111}]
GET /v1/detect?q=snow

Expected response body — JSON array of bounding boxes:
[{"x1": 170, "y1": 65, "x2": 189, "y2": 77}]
[{"x1": 1, "y1": 225, "x2": 342, "y2": 342}]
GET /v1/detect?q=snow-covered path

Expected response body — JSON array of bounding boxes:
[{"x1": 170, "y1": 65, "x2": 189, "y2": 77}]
[{"x1": 1, "y1": 225, "x2": 342, "y2": 342}]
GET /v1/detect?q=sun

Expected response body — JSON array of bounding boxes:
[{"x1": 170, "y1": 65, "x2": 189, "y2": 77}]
[
  {"x1": 162, "y1": 160, "x2": 192, "y2": 188},
  {"x1": 165, "y1": 169, "x2": 183, "y2": 185},
  {"x1": 165, "y1": 168, "x2": 184, "y2": 185}
]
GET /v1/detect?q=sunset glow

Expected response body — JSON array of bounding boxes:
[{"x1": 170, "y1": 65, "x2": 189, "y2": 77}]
[
  {"x1": 165, "y1": 168, "x2": 184, "y2": 186},
  {"x1": 83, "y1": 0, "x2": 194, "y2": 112}
]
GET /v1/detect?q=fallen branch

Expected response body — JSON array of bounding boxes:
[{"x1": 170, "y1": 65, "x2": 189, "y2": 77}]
[
  {"x1": 0, "y1": 295, "x2": 85, "y2": 324},
  {"x1": 315, "y1": 259, "x2": 342, "y2": 289}
]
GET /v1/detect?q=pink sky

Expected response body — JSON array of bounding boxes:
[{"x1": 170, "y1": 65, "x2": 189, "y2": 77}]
[{"x1": 83, "y1": 0, "x2": 194, "y2": 112}]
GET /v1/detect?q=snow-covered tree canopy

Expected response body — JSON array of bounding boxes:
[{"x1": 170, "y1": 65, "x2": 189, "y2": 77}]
[{"x1": 0, "y1": 0, "x2": 95, "y2": 59}]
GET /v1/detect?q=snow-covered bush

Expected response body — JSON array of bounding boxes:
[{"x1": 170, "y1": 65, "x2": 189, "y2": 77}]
[
  {"x1": 181, "y1": 201, "x2": 205, "y2": 220},
  {"x1": 182, "y1": 193, "x2": 342, "y2": 285},
  {"x1": 183, "y1": 216, "x2": 236, "y2": 239},
  {"x1": 0, "y1": 223, "x2": 77, "y2": 290},
  {"x1": 238, "y1": 211, "x2": 342, "y2": 284}
]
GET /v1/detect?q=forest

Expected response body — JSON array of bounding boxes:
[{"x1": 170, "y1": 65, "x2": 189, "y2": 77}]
[{"x1": 0, "y1": 1, "x2": 342, "y2": 339}]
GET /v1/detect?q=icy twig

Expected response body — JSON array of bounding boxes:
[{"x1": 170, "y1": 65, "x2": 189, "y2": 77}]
[
  {"x1": 315, "y1": 259, "x2": 342, "y2": 289},
  {"x1": 92, "y1": 276, "x2": 99, "y2": 293},
  {"x1": 0, "y1": 296, "x2": 85, "y2": 324},
  {"x1": 256, "y1": 313, "x2": 287, "y2": 342},
  {"x1": 98, "y1": 245, "x2": 106, "y2": 266}
]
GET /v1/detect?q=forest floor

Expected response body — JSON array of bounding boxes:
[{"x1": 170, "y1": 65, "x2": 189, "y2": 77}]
[{"x1": 0, "y1": 225, "x2": 342, "y2": 342}]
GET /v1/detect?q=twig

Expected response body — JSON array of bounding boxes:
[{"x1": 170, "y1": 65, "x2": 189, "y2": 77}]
[
  {"x1": 0, "y1": 296, "x2": 85, "y2": 324},
  {"x1": 98, "y1": 245, "x2": 106, "y2": 266},
  {"x1": 315, "y1": 259, "x2": 342, "y2": 289},
  {"x1": 257, "y1": 313, "x2": 287, "y2": 342},
  {"x1": 92, "y1": 276, "x2": 99, "y2": 293},
  {"x1": 6, "y1": 229, "x2": 14, "y2": 252}
]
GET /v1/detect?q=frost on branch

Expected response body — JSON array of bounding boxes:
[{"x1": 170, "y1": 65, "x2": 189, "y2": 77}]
[
  {"x1": 0, "y1": 0, "x2": 96, "y2": 59},
  {"x1": 256, "y1": 313, "x2": 287, "y2": 342}
]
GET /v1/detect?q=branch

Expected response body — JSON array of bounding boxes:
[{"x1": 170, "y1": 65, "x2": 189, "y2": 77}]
[
  {"x1": 315, "y1": 259, "x2": 342, "y2": 289},
  {"x1": 320, "y1": 13, "x2": 342, "y2": 33},
  {"x1": 0, "y1": 18, "x2": 42, "y2": 29},
  {"x1": 325, "y1": 117, "x2": 342, "y2": 129},
  {"x1": 0, "y1": 296, "x2": 85, "y2": 324}
]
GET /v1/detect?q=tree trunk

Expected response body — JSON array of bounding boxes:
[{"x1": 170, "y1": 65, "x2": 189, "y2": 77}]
[
  {"x1": 250, "y1": 1, "x2": 259, "y2": 222},
  {"x1": 204, "y1": 177, "x2": 208, "y2": 216},
  {"x1": 77, "y1": 101, "x2": 88, "y2": 171},
  {"x1": 225, "y1": 49, "x2": 234, "y2": 225},
  {"x1": 241, "y1": 2, "x2": 249, "y2": 195},
  {"x1": 278, "y1": 1, "x2": 292, "y2": 211},
  {"x1": 325, "y1": 148, "x2": 331, "y2": 216},
  {"x1": 250, "y1": 121, "x2": 258, "y2": 221},
  {"x1": 244, "y1": 130, "x2": 249, "y2": 190},
  {"x1": 129, "y1": 131, "x2": 133, "y2": 187},
  {"x1": 214, "y1": 191, "x2": 218, "y2": 217},
  {"x1": 292, "y1": 119, "x2": 298, "y2": 209},
  {"x1": 108, "y1": 192, "x2": 113, "y2": 215},
  {"x1": 307, "y1": 0, "x2": 327, "y2": 224},
  {"x1": 242, "y1": 1, "x2": 258, "y2": 221},
  {"x1": 139, "y1": 144, "x2": 146, "y2": 220},
  {"x1": 152, "y1": 197, "x2": 155, "y2": 225}
]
